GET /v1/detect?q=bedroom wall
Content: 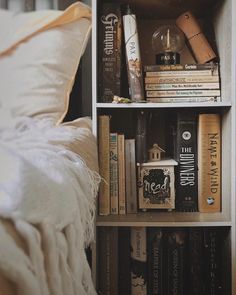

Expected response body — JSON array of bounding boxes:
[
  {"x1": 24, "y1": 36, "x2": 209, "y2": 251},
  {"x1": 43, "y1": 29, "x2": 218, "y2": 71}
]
[{"x1": 0, "y1": 0, "x2": 93, "y2": 119}]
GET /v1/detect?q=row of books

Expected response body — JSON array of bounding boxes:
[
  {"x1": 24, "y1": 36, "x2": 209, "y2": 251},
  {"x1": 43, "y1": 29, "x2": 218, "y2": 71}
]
[
  {"x1": 97, "y1": 226, "x2": 225, "y2": 295},
  {"x1": 144, "y1": 63, "x2": 221, "y2": 103},
  {"x1": 98, "y1": 112, "x2": 221, "y2": 215}
]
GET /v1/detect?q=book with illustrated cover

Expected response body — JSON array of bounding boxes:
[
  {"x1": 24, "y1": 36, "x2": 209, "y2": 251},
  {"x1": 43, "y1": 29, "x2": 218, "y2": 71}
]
[
  {"x1": 98, "y1": 115, "x2": 110, "y2": 215},
  {"x1": 198, "y1": 114, "x2": 221, "y2": 212},
  {"x1": 125, "y1": 139, "x2": 138, "y2": 213},
  {"x1": 131, "y1": 227, "x2": 147, "y2": 295},
  {"x1": 110, "y1": 133, "x2": 119, "y2": 214},
  {"x1": 175, "y1": 112, "x2": 198, "y2": 212},
  {"x1": 147, "y1": 228, "x2": 163, "y2": 295},
  {"x1": 98, "y1": 3, "x2": 123, "y2": 102}
]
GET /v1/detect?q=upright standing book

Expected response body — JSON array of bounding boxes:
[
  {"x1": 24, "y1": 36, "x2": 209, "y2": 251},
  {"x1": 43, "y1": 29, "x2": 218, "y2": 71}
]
[
  {"x1": 98, "y1": 3, "x2": 123, "y2": 102},
  {"x1": 198, "y1": 114, "x2": 221, "y2": 212},
  {"x1": 130, "y1": 227, "x2": 147, "y2": 295},
  {"x1": 98, "y1": 115, "x2": 110, "y2": 215},
  {"x1": 110, "y1": 133, "x2": 119, "y2": 214},
  {"x1": 175, "y1": 112, "x2": 198, "y2": 211},
  {"x1": 118, "y1": 134, "x2": 126, "y2": 214}
]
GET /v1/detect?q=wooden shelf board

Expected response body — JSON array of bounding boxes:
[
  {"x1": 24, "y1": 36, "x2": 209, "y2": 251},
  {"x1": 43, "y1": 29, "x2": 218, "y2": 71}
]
[
  {"x1": 96, "y1": 212, "x2": 231, "y2": 227},
  {"x1": 96, "y1": 102, "x2": 232, "y2": 109}
]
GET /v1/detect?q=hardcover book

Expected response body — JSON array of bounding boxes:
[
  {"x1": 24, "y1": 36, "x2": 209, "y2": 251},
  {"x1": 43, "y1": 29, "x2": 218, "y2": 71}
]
[
  {"x1": 98, "y1": 3, "x2": 122, "y2": 102},
  {"x1": 136, "y1": 110, "x2": 148, "y2": 164},
  {"x1": 146, "y1": 89, "x2": 221, "y2": 98},
  {"x1": 145, "y1": 82, "x2": 220, "y2": 90},
  {"x1": 130, "y1": 227, "x2": 147, "y2": 295},
  {"x1": 98, "y1": 115, "x2": 110, "y2": 215},
  {"x1": 147, "y1": 96, "x2": 220, "y2": 103},
  {"x1": 198, "y1": 114, "x2": 221, "y2": 212},
  {"x1": 144, "y1": 63, "x2": 219, "y2": 72},
  {"x1": 147, "y1": 228, "x2": 163, "y2": 295},
  {"x1": 110, "y1": 133, "x2": 119, "y2": 214},
  {"x1": 145, "y1": 68, "x2": 219, "y2": 77},
  {"x1": 175, "y1": 112, "x2": 198, "y2": 212},
  {"x1": 166, "y1": 229, "x2": 187, "y2": 295},
  {"x1": 125, "y1": 139, "x2": 138, "y2": 213},
  {"x1": 118, "y1": 134, "x2": 126, "y2": 214},
  {"x1": 145, "y1": 75, "x2": 220, "y2": 84}
]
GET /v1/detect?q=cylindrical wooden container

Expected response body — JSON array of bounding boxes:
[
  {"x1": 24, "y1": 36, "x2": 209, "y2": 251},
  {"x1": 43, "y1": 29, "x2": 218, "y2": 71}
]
[{"x1": 176, "y1": 11, "x2": 216, "y2": 64}]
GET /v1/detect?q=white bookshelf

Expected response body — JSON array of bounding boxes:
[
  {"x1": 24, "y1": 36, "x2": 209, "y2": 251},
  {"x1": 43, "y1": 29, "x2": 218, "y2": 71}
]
[{"x1": 92, "y1": 0, "x2": 236, "y2": 293}]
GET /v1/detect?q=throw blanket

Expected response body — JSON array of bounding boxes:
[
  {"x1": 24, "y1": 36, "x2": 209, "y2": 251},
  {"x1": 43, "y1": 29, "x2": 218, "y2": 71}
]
[{"x1": 0, "y1": 117, "x2": 100, "y2": 295}]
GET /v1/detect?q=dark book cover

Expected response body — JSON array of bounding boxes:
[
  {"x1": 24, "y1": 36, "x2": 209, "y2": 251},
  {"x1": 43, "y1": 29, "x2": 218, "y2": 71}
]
[
  {"x1": 147, "y1": 228, "x2": 163, "y2": 295},
  {"x1": 136, "y1": 110, "x2": 148, "y2": 164},
  {"x1": 98, "y1": 3, "x2": 123, "y2": 102},
  {"x1": 187, "y1": 228, "x2": 204, "y2": 295},
  {"x1": 166, "y1": 229, "x2": 187, "y2": 295},
  {"x1": 203, "y1": 228, "x2": 223, "y2": 295},
  {"x1": 175, "y1": 112, "x2": 198, "y2": 211},
  {"x1": 118, "y1": 227, "x2": 131, "y2": 294},
  {"x1": 97, "y1": 227, "x2": 118, "y2": 295}
]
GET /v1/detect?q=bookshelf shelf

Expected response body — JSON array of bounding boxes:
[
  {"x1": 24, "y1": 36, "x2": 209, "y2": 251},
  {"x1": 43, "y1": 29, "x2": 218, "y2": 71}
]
[
  {"x1": 92, "y1": 0, "x2": 236, "y2": 293},
  {"x1": 96, "y1": 102, "x2": 232, "y2": 109},
  {"x1": 96, "y1": 212, "x2": 231, "y2": 227}
]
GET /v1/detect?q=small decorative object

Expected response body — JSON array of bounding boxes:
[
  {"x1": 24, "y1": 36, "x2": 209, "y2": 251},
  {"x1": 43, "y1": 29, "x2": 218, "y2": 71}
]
[
  {"x1": 112, "y1": 95, "x2": 132, "y2": 104},
  {"x1": 176, "y1": 11, "x2": 217, "y2": 64},
  {"x1": 151, "y1": 24, "x2": 185, "y2": 65},
  {"x1": 138, "y1": 144, "x2": 178, "y2": 210}
]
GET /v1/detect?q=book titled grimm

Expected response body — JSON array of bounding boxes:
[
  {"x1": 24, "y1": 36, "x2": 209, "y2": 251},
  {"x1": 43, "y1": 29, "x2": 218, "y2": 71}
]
[
  {"x1": 130, "y1": 227, "x2": 147, "y2": 295},
  {"x1": 98, "y1": 3, "x2": 122, "y2": 102},
  {"x1": 198, "y1": 114, "x2": 221, "y2": 212},
  {"x1": 123, "y1": 5, "x2": 145, "y2": 102},
  {"x1": 175, "y1": 112, "x2": 198, "y2": 212},
  {"x1": 147, "y1": 228, "x2": 163, "y2": 295}
]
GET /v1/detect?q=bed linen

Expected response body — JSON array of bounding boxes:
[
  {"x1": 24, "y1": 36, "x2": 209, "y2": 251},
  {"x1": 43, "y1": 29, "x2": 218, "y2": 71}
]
[{"x1": 0, "y1": 116, "x2": 100, "y2": 295}]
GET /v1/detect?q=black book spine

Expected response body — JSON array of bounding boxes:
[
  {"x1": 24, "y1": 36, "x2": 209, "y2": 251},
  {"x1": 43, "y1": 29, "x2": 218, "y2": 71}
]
[
  {"x1": 147, "y1": 228, "x2": 163, "y2": 295},
  {"x1": 98, "y1": 3, "x2": 122, "y2": 102},
  {"x1": 167, "y1": 229, "x2": 187, "y2": 295},
  {"x1": 188, "y1": 228, "x2": 204, "y2": 295},
  {"x1": 175, "y1": 112, "x2": 198, "y2": 211},
  {"x1": 203, "y1": 228, "x2": 223, "y2": 295},
  {"x1": 118, "y1": 227, "x2": 131, "y2": 294},
  {"x1": 136, "y1": 110, "x2": 148, "y2": 164}
]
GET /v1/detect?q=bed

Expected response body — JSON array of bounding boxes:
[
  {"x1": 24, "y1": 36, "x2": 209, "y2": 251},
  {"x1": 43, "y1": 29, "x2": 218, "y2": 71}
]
[{"x1": 0, "y1": 2, "x2": 99, "y2": 295}]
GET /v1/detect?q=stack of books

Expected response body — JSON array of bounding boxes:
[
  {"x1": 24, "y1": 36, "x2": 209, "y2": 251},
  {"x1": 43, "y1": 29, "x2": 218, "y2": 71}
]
[{"x1": 144, "y1": 63, "x2": 221, "y2": 103}]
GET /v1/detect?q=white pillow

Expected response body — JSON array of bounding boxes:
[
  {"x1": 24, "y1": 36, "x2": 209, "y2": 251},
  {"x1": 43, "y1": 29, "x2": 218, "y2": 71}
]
[{"x1": 0, "y1": 2, "x2": 91, "y2": 125}]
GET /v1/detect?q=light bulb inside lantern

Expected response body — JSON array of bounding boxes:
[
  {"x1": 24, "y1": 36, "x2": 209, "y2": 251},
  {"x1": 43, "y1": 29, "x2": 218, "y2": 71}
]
[{"x1": 152, "y1": 25, "x2": 185, "y2": 65}]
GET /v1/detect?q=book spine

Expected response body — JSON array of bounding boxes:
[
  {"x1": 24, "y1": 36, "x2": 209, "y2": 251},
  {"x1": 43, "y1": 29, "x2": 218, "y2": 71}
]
[
  {"x1": 198, "y1": 114, "x2": 221, "y2": 212},
  {"x1": 110, "y1": 133, "x2": 119, "y2": 214},
  {"x1": 188, "y1": 228, "x2": 204, "y2": 294},
  {"x1": 175, "y1": 113, "x2": 198, "y2": 212},
  {"x1": 136, "y1": 110, "x2": 148, "y2": 163},
  {"x1": 146, "y1": 89, "x2": 221, "y2": 97},
  {"x1": 167, "y1": 229, "x2": 186, "y2": 295},
  {"x1": 203, "y1": 228, "x2": 222, "y2": 294},
  {"x1": 145, "y1": 69, "x2": 218, "y2": 77},
  {"x1": 145, "y1": 75, "x2": 220, "y2": 84},
  {"x1": 144, "y1": 63, "x2": 218, "y2": 72},
  {"x1": 118, "y1": 134, "x2": 126, "y2": 214},
  {"x1": 147, "y1": 97, "x2": 220, "y2": 103},
  {"x1": 98, "y1": 116, "x2": 110, "y2": 215},
  {"x1": 147, "y1": 228, "x2": 163, "y2": 295},
  {"x1": 119, "y1": 227, "x2": 131, "y2": 294},
  {"x1": 145, "y1": 82, "x2": 220, "y2": 90},
  {"x1": 125, "y1": 139, "x2": 138, "y2": 213},
  {"x1": 98, "y1": 3, "x2": 122, "y2": 102},
  {"x1": 109, "y1": 227, "x2": 119, "y2": 295},
  {"x1": 123, "y1": 7, "x2": 145, "y2": 102},
  {"x1": 131, "y1": 227, "x2": 147, "y2": 295}
]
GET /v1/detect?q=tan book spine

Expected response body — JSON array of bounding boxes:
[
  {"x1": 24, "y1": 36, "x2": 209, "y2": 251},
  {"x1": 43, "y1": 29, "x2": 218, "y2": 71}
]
[
  {"x1": 98, "y1": 115, "x2": 110, "y2": 215},
  {"x1": 118, "y1": 134, "x2": 126, "y2": 214},
  {"x1": 198, "y1": 114, "x2": 221, "y2": 212},
  {"x1": 110, "y1": 133, "x2": 119, "y2": 215},
  {"x1": 146, "y1": 89, "x2": 220, "y2": 98},
  {"x1": 145, "y1": 69, "x2": 218, "y2": 77},
  {"x1": 145, "y1": 76, "x2": 219, "y2": 84}
]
